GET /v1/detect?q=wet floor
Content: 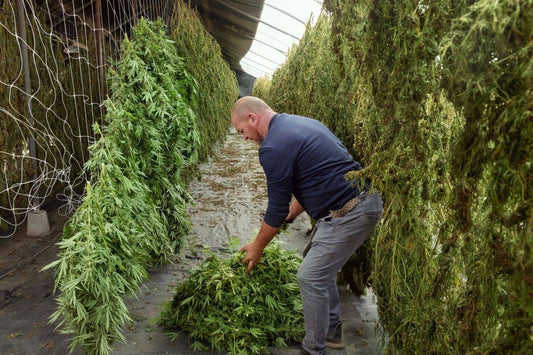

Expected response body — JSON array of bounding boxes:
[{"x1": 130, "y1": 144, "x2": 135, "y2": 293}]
[{"x1": 0, "y1": 128, "x2": 384, "y2": 355}]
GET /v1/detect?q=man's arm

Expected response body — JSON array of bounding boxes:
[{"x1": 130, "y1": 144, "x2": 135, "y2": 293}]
[
  {"x1": 286, "y1": 199, "x2": 305, "y2": 222},
  {"x1": 239, "y1": 220, "x2": 280, "y2": 273},
  {"x1": 239, "y1": 199, "x2": 306, "y2": 274}
]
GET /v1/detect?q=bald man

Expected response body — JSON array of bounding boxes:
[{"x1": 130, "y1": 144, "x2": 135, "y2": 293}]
[{"x1": 231, "y1": 96, "x2": 382, "y2": 355}]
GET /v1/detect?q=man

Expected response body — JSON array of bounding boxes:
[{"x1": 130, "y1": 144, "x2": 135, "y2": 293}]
[{"x1": 231, "y1": 96, "x2": 382, "y2": 355}]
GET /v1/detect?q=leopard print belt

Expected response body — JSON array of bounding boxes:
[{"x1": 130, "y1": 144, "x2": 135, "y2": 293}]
[{"x1": 329, "y1": 196, "x2": 359, "y2": 218}]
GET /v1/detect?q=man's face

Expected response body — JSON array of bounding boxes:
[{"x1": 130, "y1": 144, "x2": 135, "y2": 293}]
[{"x1": 232, "y1": 114, "x2": 262, "y2": 144}]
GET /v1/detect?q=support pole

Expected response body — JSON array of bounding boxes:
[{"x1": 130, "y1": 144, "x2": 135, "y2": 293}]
[
  {"x1": 16, "y1": 0, "x2": 50, "y2": 236},
  {"x1": 132, "y1": 0, "x2": 137, "y2": 26},
  {"x1": 15, "y1": 0, "x2": 40, "y2": 207},
  {"x1": 94, "y1": 0, "x2": 105, "y2": 111}
]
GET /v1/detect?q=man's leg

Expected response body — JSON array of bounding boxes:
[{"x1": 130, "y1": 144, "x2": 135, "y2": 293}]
[
  {"x1": 297, "y1": 193, "x2": 382, "y2": 355},
  {"x1": 328, "y1": 277, "x2": 341, "y2": 328},
  {"x1": 327, "y1": 278, "x2": 344, "y2": 348}
]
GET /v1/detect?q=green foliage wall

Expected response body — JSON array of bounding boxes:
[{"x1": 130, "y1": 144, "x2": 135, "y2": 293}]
[
  {"x1": 251, "y1": 75, "x2": 271, "y2": 99},
  {"x1": 437, "y1": 1, "x2": 533, "y2": 351},
  {"x1": 257, "y1": 0, "x2": 532, "y2": 353}
]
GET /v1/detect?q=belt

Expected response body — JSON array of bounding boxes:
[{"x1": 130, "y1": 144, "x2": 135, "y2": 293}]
[{"x1": 329, "y1": 196, "x2": 359, "y2": 218}]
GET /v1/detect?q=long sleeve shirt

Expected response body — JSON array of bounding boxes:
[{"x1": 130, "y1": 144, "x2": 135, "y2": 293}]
[{"x1": 259, "y1": 113, "x2": 363, "y2": 228}]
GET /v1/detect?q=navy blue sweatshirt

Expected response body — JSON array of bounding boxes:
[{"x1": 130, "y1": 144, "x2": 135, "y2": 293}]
[{"x1": 259, "y1": 113, "x2": 362, "y2": 228}]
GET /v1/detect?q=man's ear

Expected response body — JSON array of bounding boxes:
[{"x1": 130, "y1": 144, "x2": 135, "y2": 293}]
[{"x1": 248, "y1": 113, "x2": 259, "y2": 126}]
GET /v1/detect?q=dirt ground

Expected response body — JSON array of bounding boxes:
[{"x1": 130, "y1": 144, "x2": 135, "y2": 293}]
[{"x1": 0, "y1": 128, "x2": 384, "y2": 355}]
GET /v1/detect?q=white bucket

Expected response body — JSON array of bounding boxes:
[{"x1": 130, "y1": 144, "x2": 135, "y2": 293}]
[{"x1": 27, "y1": 209, "x2": 51, "y2": 237}]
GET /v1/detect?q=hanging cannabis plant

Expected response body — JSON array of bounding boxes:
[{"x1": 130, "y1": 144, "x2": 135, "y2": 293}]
[
  {"x1": 43, "y1": 136, "x2": 167, "y2": 354},
  {"x1": 44, "y1": 18, "x2": 200, "y2": 354},
  {"x1": 170, "y1": 0, "x2": 239, "y2": 164},
  {"x1": 159, "y1": 241, "x2": 305, "y2": 355},
  {"x1": 106, "y1": 17, "x2": 200, "y2": 253}
]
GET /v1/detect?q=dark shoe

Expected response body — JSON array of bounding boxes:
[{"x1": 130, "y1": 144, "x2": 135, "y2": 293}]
[
  {"x1": 299, "y1": 349, "x2": 311, "y2": 355},
  {"x1": 326, "y1": 321, "x2": 344, "y2": 349}
]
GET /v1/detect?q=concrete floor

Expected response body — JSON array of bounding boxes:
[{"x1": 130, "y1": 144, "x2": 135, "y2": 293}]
[{"x1": 0, "y1": 129, "x2": 385, "y2": 355}]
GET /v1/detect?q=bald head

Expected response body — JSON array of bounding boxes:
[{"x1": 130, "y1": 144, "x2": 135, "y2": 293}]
[
  {"x1": 231, "y1": 96, "x2": 274, "y2": 122},
  {"x1": 231, "y1": 96, "x2": 277, "y2": 144}
]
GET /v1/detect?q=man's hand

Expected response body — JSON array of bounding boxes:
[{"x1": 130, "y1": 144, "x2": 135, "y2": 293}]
[
  {"x1": 281, "y1": 218, "x2": 294, "y2": 231},
  {"x1": 240, "y1": 220, "x2": 281, "y2": 273},
  {"x1": 239, "y1": 242, "x2": 265, "y2": 273}
]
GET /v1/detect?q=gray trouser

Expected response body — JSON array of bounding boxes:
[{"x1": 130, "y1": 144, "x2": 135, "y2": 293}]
[{"x1": 297, "y1": 192, "x2": 382, "y2": 355}]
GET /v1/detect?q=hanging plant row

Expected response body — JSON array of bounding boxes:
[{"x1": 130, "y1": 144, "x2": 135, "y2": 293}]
[
  {"x1": 44, "y1": 17, "x2": 202, "y2": 355},
  {"x1": 254, "y1": 0, "x2": 532, "y2": 353}
]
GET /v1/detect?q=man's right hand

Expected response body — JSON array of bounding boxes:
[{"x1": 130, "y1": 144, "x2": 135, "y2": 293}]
[
  {"x1": 240, "y1": 220, "x2": 281, "y2": 273},
  {"x1": 239, "y1": 242, "x2": 264, "y2": 274}
]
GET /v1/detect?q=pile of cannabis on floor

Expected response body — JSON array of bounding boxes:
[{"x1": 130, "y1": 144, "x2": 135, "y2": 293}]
[{"x1": 159, "y1": 240, "x2": 305, "y2": 354}]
